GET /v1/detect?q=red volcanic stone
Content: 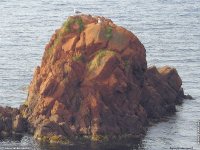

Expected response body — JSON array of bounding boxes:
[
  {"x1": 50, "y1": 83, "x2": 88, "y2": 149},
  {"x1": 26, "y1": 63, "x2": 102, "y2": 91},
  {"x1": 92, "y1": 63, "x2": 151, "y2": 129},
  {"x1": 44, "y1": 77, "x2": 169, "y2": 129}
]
[{"x1": 17, "y1": 14, "x2": 187, "y2": 144}]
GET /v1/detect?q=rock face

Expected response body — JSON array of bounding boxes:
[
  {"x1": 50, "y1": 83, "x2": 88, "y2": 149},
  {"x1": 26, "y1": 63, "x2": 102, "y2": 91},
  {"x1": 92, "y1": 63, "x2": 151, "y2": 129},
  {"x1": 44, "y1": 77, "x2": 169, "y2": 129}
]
[{"x1": 0, "y1": 15, "x2": 187, "y2": 144}]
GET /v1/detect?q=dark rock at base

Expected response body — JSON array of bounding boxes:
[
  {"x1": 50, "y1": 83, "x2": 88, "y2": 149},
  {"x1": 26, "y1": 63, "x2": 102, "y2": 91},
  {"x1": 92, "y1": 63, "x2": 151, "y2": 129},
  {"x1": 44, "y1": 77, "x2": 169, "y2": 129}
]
[
  {"x1": 0, "y1": 106, "x2": 24, "y2": 137},
  {"x1": 12, "y1": 115, "x2": 28, "y2": 133},
  {"x1": 184, "y1": 94, "x2": 194, "y2": 100}
]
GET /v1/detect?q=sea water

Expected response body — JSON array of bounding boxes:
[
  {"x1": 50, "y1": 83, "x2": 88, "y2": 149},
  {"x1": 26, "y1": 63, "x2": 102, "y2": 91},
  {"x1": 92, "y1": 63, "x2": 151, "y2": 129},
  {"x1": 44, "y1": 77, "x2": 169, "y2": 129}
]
[{"x1": 0, "y1": 0, "x2": 199, "y2": 149}]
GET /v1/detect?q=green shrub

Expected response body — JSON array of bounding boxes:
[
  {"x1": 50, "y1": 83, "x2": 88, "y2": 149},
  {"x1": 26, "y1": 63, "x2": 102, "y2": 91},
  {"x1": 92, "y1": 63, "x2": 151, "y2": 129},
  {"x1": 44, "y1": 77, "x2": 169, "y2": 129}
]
[
  {"x1": 47, "y1": 17, "x2": 84, "y2": 56},
  {"x1": 49, "y1": 135, "x2": 71, "y2": 144},
  {"x1": 75, "y1": 18, "x2": 84, "y2": 33},
  {"x1": 91, "y1": 134, "x2": 108, "y2": 142},
  {"x1": 62, "y1": 17, "x2": 84, "y2": 33},
  {"x1": 105, "y1": 26, "x2": 113, "y2": 39},
  {"x1": 72, "y1": 54, "x2": 85, "y2": 62},
  {"x1": 47, "y1": 35, "x2": 61, "y2": 54},
  {"x1": 88, "y1": 49, "x2": 116, "y2": 72}
]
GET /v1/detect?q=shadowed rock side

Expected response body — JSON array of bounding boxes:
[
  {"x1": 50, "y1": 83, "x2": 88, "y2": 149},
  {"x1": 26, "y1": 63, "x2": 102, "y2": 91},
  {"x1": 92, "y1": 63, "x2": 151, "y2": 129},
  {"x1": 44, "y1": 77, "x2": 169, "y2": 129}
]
[{"x1": 0, "y1": 15, "x2": 190, "y2": 144}]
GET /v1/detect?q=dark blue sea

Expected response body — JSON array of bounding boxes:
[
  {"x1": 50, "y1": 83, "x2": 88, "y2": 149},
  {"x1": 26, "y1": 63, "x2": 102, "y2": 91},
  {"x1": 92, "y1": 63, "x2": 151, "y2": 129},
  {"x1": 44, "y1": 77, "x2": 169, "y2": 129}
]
[{"x1": 0, "y1": 0, "x2": 200, "y2": 149}]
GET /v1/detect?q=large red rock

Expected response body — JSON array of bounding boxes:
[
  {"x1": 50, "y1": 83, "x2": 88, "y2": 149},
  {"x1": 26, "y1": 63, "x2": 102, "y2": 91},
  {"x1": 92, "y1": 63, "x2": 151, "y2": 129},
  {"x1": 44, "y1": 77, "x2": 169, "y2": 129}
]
[{"x1": 16, "y1": 15, "x2": 187, "y2": 144}]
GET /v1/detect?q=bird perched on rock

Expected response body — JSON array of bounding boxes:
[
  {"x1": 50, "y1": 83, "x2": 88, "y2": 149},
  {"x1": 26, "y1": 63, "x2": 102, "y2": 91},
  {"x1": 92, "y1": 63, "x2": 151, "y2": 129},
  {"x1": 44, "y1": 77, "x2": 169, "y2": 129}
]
[
  {"x1": 74, "y1": 8, "x2": 81, "y2": 14},
  {"x1": 97, "y1": 18, "x2": 102, "y2": 24}
]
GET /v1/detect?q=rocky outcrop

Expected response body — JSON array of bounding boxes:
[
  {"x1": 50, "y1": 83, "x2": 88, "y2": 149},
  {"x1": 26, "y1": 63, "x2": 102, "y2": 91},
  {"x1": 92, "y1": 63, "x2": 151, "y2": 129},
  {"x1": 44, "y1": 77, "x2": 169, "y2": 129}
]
[
  {"x1": 0, "y1": 106, "x2": 27, "y2": 138},
  {"x1": 0, "y1": 15, "x2": 190, "y2": 144}
]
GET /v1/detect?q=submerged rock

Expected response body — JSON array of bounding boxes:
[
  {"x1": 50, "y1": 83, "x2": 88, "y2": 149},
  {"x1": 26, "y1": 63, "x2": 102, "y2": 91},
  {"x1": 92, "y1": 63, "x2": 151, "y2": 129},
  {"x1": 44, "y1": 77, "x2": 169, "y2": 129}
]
[{"x1": 0, "y1": 15, "x2": 190, "y2": 144}]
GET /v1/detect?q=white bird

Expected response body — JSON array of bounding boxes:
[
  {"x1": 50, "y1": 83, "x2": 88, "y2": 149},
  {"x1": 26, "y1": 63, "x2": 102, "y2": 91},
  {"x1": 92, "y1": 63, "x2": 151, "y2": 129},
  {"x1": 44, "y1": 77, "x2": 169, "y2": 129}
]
[
  {"x1": 74, "y1": 8, "x2": 81, "y2": 14},
  {"x1": 98, "y1": 18, "x2": 102, "y2": 24}
]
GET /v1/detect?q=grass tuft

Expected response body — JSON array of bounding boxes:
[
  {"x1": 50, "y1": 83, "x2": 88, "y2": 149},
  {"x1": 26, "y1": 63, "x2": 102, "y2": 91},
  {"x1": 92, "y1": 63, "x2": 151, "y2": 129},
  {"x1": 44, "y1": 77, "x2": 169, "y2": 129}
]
[
  {"x1": 88, "y1": 49, "x2": 116, "y2": 72},
  {"x1": 47, "y1": 17, "x2": 84, "y2": 55},
  {"x1": 72, "y1": 54, "x2": 84, "y2": 62},
  {"x1": 105, "y1": 26, "x2": 113, "y2": 39},
  {"x1": 62, "y1": 17, "x2": 84, "y2": 33}
]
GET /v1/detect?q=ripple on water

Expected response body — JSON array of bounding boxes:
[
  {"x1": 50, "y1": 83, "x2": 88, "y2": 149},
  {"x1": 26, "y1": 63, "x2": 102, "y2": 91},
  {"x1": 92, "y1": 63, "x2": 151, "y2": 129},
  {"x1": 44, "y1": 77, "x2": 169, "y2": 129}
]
[{"x1": 0, "y1": 0, "x2": 200, "y2": 149}]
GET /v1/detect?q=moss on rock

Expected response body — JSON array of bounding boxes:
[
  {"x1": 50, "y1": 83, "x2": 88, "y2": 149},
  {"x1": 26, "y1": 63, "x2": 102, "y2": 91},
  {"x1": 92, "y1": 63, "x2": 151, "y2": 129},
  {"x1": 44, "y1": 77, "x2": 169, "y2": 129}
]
[
  {"x1": 62, "y1": 17, "x2": 84, "y2": 33},
  {"x1": 91, "y1": 134, "x2": 109, "y2": 142},
  {"x1": 105, "y1": 26, "x2": 113, "y2": 39},
  {"x1": 87, "y1": 49, "x2": 116, "y2": 72}
]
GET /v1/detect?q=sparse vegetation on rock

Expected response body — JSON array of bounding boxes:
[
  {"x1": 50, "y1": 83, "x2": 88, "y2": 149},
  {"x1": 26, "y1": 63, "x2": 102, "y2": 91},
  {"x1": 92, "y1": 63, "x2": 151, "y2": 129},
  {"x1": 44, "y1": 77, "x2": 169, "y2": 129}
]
[
  {"x1": 87, "y1": 49, "x2": 116, "y2": 72},
  {"x1": 0, "y1": 14, "x2": 191, "y2": 145},
  {"x1": 62, "y1": 17, "x2": 84, "y2": 33},
  {"x1": 105, "y1": 26, "x2": 113, "y2": 39}
]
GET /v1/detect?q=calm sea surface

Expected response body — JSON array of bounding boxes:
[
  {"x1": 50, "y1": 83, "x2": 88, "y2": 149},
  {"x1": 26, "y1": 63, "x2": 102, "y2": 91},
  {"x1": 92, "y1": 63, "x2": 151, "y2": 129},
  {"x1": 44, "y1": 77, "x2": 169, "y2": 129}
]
[{"x1": 0, "y1": 0, "x2": 200, "y2": 149}]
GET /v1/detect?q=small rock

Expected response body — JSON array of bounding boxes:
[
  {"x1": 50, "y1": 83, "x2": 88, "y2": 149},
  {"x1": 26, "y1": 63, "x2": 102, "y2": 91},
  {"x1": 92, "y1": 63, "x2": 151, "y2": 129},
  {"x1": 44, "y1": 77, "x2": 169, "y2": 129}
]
[{"x1": 12, "y1": 115, "x2": 27, "y2": 133}]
